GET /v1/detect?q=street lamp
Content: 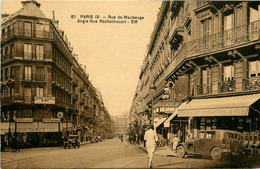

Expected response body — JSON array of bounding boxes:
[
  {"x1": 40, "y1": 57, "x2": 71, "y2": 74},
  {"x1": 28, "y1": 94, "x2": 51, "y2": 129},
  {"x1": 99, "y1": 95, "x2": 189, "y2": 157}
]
[
  {"x1": 149, "y1": 83, "x2": 156, "y2": 126},
  {"x1": 65, "y1": 107, "x2": 69, "y2": 136}
]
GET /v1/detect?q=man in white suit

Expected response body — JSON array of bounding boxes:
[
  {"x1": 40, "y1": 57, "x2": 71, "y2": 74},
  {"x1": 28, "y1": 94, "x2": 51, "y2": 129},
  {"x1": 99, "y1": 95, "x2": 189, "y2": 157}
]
[{"x1": 144, "y1": 125, "x2": 159, "y2": 168}]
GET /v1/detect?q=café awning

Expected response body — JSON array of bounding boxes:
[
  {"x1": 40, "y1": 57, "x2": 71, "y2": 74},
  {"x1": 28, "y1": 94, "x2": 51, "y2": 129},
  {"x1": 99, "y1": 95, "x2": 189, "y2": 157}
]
[
  {"x1": 178, "y1": 94, "x2": 260, "y2": 117},
  {"x1": 154, "y1": 118, "x2": 167, "y2": 129},
  {"x1": 164, "y1": 110, "x2": 178, "y2": 128}
]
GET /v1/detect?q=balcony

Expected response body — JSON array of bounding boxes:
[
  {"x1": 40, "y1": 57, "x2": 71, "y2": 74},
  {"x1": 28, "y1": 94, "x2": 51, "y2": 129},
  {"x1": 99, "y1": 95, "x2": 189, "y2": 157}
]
[
  {"x1": 197, "y1": 84, "x2": 212, "y2": 95},
  {"x1": 72, "y1": 78, "x2": 78, "y2": 86},
  {"x1": 218, "y1": 80, "x2": 236, "y2": 93},
  {"x1": 55, "y1": 98, "x2": 74, "y2": 109},
  {"x1": 242, "y1": 78, "x2": 260, "y2": 91},
  {"x1": 186, "y1": 20, "x2": 260, "y2": 57}
]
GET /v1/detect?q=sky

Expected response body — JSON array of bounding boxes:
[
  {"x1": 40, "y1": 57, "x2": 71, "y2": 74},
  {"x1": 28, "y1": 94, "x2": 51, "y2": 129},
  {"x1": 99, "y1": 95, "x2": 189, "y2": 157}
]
[{"x1": 1, "y1": 0, "x2": 162, "y2": 116}]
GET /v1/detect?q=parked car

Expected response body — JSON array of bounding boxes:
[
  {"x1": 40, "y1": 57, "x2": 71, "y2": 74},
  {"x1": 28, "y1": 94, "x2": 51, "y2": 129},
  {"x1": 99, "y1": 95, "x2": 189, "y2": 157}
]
[
  {"x1": 176, "y1": 130, "x2": 245, "y2": 160},
  {"x1": 63, "y1": 135, "x2": 80, "y2": 149}
]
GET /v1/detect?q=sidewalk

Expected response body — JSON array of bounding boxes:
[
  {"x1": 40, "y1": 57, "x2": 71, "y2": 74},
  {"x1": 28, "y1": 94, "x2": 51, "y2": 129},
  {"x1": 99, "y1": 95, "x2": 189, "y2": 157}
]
[{"x1": 135, "y1": 142, "x2": 177, "y2": 157}]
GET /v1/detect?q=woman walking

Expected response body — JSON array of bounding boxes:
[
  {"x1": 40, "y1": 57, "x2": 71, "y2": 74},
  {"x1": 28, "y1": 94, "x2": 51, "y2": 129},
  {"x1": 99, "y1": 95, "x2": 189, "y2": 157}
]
[{"x1": 144, "y1": 125, "x2": 158, "y2": 168}]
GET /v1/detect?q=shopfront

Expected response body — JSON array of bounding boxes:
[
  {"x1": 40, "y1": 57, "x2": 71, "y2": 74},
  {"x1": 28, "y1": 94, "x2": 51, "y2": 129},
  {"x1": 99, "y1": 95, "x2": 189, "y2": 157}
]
[{"x1": 178, "y1": 94, "x2": 260, "y2": 137}]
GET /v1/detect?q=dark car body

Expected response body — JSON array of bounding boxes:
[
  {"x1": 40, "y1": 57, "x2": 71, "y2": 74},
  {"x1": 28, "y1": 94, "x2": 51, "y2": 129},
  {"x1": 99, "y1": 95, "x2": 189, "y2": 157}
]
[
  {"x1": 176, "y1": 130, "x2": 245, "y2": 160},
  {"x1": 63, "y1": 135, "x2": 80, "y2": 149}
]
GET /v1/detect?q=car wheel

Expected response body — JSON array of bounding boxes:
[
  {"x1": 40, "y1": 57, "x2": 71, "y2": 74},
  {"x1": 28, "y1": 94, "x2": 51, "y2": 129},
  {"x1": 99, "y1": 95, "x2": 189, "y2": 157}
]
[
  {"x1": 211, "y1": 147, "x2": 222, "y2": 160},
  {"x1": 176, "y1": 146, "x2": 186, "y2": 158}
]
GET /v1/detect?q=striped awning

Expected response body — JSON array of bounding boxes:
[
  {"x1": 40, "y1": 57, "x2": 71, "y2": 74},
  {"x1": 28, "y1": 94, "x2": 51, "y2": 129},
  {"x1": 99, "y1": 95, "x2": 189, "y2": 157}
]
[
  {"x1": 154, "y1": 118, "x2": 167, "y2": 129},
  {"x1": 178, "y1": 94, "x2": 260, "y2": 117}
]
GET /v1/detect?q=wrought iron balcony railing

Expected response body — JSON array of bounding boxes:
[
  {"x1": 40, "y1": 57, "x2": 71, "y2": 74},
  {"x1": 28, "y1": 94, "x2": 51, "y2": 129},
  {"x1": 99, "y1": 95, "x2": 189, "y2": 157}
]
[
  {"x1": 218, "y1": 80, "x2": 236, "y2": 93},
  {"x1": 242, "y1": 78, "x2": 260, "y2": 91},
  {"x1": 186, "y1": 20, "x2": 260, "y2": 57},
  {"x1": 197, "y1": 84, "x2": 212, "y2": 95}
]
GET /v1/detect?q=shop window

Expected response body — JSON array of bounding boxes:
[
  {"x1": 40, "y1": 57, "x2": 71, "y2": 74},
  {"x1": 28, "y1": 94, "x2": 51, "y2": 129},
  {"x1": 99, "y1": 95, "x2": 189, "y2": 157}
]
[
  {"x1": 24, "y1": 44, "x2": 32, "y2": 59},
  {"x1": 24, "y1": 66, "x2": 32, "y2": 80},
  {"x1": 36, "y1": 45, "x2": 44, "y2": 60}
]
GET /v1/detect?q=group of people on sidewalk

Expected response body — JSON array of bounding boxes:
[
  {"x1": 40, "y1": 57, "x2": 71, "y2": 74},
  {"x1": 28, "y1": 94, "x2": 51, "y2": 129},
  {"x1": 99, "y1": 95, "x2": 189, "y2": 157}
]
[{"x1": 10, "y1": 136, "x2": 21, "y2": 152}]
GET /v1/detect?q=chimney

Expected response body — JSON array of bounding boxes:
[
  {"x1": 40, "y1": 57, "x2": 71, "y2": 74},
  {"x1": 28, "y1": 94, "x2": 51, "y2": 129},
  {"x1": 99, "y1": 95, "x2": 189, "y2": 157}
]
[
  {"x1": 84, "y1": 65, "x2": 87, "y2": 72},
  {"x1": 2, "y1": 14, "x2": 10, "y2": 18},
  {"x1": 21, "y1": 0, "x2": 41, "y2": 8}
]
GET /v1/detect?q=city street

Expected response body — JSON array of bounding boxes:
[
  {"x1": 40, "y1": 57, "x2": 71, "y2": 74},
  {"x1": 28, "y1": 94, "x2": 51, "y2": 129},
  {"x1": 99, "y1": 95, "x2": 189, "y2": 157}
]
[{"x1": 1, "y1": 138, "x2": 260, "y2": 168}]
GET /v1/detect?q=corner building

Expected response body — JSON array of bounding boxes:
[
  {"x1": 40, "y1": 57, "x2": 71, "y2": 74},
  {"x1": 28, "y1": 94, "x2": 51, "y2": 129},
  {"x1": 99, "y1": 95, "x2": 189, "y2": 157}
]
[
  {"x1": 1, "y1": 0, "x2": 112, "y2": 146},
  {"x1": 130, "y1": 1, "x2": 260, "y2": 142}
]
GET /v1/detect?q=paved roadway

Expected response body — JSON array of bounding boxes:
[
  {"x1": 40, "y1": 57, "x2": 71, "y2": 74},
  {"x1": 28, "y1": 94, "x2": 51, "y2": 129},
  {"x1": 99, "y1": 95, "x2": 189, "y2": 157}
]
[{"x1": 1, "y1": 138, "x2": 260, "y2": 168}]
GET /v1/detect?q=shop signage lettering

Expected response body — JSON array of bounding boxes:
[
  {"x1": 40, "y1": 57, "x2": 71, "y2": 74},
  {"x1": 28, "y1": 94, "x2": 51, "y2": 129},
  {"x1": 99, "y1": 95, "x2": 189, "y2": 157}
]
[{"x1": 34, "y1": 97, "x2": 55, "y2": 104}]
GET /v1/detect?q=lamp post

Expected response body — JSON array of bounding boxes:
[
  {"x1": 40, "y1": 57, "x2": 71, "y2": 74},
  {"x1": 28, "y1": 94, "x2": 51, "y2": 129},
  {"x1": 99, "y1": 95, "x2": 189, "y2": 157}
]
[
  {"x1": 65, "y1": 107, "x2": 69, "y2": 136},
  {"x1": 149, "y1": 83, "x2": 156, "y2": 126}
]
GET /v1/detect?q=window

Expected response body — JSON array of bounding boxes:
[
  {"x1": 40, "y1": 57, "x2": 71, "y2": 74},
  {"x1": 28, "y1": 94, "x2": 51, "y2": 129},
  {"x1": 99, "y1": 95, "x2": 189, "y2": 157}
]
[
  {"x1": 36, "y1": 23, "x2": 44, "y2": 38},
  {"x1": 36, "y1": 67, "x2": 44, "y2": 81},
  {"x1": 224, "y1": 65, "x2": 234, "y2": 81},
  {"x1": 5, "y1": 46, "x2": 8, "y2": 60},
  {"x1": 224, "y1": 13, "x2": 234, "y2": 46},
  {"x1": 24, "y1": 44, "x2": 32, "y2": 59},
  {"x1": 10, "y1": 44, "x2": 14, "y2": 59},
  {"x1": 202, "y1": 68, "x2": 211, "y2": 85},
  {"x1": 24, "y1": 22, "x2": 32, "y2": 37},
  {"x1": 2, "y1": 28, "x2": 5, "y2": 38},
  {"x1": 202, "y1": 19, "x2": 211, "y2": 37},
  {"x1": 1, "y1": 69, "x2": 3, "y2": 81},
  {"x1": 36, "y1": 45, "x2": 44, "y2": 60},
  {"x1": 24, "y1": 87, "x2": 32, "y2": 103},
  {"x1": 249, "y1": 61, "x2": 260, "y2": 79},
  {"x1": 5, "y1": 68, "x2": 8, "y2": 80},
  {"x1": 36, "y1": 87, "x2": 44, "y2": 97},
  {"x1": 24, "y1": 66, "x2": 32, "y2": 80},
  {"x1": 23, "y1": 109, "x2": 32, "y2": 118}
]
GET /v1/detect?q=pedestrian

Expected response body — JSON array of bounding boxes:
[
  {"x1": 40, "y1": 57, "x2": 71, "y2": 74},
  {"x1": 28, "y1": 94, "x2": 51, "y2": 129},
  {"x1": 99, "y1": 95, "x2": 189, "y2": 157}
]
[
  {"x1": 121, "y1": 134, "x2": 124, "y2": 143},
  {"x1": 15, "y1": 137, "x2": 21, "y2": 152},
  {"x1": 144, "y1": 125, "x2": 158, "y2": 168},
  {"x1": 172, "y1": 134, "x2": 180, "y2": 152},
  {"x1": 11, "y1": 136, "x2": 16, "y2": 152}
]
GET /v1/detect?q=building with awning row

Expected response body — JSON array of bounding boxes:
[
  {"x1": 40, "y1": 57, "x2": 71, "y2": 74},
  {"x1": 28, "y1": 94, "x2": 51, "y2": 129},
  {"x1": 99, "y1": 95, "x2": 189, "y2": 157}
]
[{"x1": 130, "y1": 1, "x2": 260, "y2": 142}]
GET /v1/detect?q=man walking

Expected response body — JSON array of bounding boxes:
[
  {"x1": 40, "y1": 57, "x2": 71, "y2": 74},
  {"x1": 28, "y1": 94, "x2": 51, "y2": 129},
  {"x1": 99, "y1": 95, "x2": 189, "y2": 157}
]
[{"x1": 144, "y1": 125, "x2": 158, "y2": 168}]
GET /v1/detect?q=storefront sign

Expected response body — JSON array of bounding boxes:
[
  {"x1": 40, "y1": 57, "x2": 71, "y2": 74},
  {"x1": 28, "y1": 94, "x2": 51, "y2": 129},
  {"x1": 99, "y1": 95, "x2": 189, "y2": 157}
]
[{"x1": 34, "y1": 97, "x2": 55, "y2": 104}]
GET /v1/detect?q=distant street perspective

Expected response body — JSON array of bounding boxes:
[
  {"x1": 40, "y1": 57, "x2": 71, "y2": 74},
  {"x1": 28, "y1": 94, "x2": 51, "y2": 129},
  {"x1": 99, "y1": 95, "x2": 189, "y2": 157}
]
[{"x1": 1, "y1": 0, "x2": 260, "y2": 168}]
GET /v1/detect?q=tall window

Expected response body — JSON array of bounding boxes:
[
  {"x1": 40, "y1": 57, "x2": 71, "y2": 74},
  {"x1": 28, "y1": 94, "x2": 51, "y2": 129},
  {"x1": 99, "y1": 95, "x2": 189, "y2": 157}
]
[
  {"x1": 202, "y1": 68, "x2": 211, "y2": 85},
  {"x1": 10, "y1": 44, "x2": 14, "y2": 59},
  {"x1": 24, "y1": 22, "x2": 32, "y2": 37},
  {"x1": 36, "y1": 87, "x2": 44, "y2": 97},
  {"x1": 24, "y1": 87, "x2": 32, "y2": 103},
  {"x1": 5, "y1": 68, "x2": 8, "y2": 80},
  {"x1": 5, "y1": 46, "x2": 8, "y2": 60},
  {"x1": 36, "y1": 23, "x2": 44, "y2": 38},
  {"x1": 224, "y1": 13, "x2": 234, "y2": 46},
  {"x1": 249, "y1": 61, "x2": 260, "y2": 79},
  {"x1": 224, "y1": 65, "x2": 234, "y2": 81},
  {"x1": 24, "y1": 44, "x2": 32, "y2": 59},
  {"x1": 202, "y1": 19, "x2": 211, "y2": 37},
  {"x1": 36, "y1": 67, "x2": 44, "y2": 81},
  {"x1": 24, "y1": 66, "x2": 32, "y2": 81},
  {"x1": 23, "y1": 109, "x2": 32, "y2": 118},
  {"x1": 36, "y1": 45, "x2": 44, "y2": 60}
]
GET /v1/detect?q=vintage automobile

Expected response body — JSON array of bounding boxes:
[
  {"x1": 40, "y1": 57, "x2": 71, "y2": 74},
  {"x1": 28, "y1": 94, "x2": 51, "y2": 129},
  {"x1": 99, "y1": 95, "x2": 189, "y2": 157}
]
[
  {"x1": 176, "y1": 130, "x2": 245, "y2": 160},
  {"x1": 63, "y1": 135, "x2": 80, "y2": 149}
]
